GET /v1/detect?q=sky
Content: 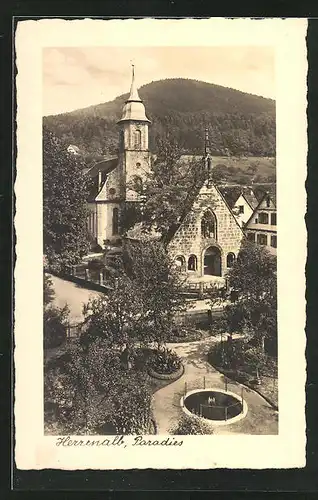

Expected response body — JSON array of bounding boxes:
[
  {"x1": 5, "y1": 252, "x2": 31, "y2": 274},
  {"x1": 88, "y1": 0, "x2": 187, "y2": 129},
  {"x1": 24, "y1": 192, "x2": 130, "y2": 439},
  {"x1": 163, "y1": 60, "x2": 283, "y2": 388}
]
[{"x1": 43, "y1": 46, "x2": 275, "y2": 116}]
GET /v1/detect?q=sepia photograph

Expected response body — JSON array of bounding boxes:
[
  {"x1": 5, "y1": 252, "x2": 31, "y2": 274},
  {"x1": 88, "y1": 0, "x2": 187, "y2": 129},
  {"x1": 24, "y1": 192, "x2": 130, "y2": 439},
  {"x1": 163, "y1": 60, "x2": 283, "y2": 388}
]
[
  {"x1": 42, "y1": 45, "x2": 278, "y2": 437},
  {"x1": 14, "y1": 18, "x2": 306, "y2": 470}
]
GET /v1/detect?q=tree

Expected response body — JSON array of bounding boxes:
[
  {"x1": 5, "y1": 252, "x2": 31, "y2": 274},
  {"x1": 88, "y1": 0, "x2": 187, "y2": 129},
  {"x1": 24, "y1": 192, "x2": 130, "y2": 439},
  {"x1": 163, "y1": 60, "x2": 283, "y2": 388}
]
[
  {"x1": 225, "y1": 241, "x2": 277, "y2": 353},
  {"x1": 44, "y1": 339, "x2": 152, "y2": 435},
  {"x1": 83, "y1": 240, "x2": 186, "y2": 350},
  {"x1": 43, "y1": 126, "x2": 91, "y2": 273},
  {"x1": 122, "y1": 240, "x2": 187, "y2": 347},
  {"x1": 44, "y1": 304, "x2": 69, "y2": 349},
  {"x1": 44, "y1": 273, "x2": 55, "y2": 307},
  {"x1": 43, "y1": 272, "x2": 69, "y2": 349},
  {"x1": 206, "y1": 283, "x2": 227, "y2": 330},
  {"x1": 82, "y1": 274, "x2": 147, "y2": 354},
  {"x1": 128, "y1": 136, "x2": 208, "y2": 242}
]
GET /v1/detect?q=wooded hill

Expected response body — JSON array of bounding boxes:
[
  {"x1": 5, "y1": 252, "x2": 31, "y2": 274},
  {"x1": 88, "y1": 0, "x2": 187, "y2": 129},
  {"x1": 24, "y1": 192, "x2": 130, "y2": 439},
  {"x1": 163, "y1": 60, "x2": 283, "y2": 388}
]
[{"x1": 43, "y1": 78, "x2": 276, "y2": 158}]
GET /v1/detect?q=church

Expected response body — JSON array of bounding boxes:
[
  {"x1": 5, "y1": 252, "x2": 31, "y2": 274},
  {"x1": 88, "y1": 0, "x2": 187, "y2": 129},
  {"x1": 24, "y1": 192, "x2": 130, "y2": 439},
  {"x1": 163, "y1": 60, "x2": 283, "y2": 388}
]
[{"x1": 86, "y1": 67, "x2": 244, "y2": 281}]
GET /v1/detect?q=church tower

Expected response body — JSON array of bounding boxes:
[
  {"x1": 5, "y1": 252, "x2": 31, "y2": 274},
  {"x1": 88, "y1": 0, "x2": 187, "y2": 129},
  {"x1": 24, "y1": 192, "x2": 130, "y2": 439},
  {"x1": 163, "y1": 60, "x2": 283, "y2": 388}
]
[{"x1": 117, "y1": 65, "x2": 151, "y2": 201}]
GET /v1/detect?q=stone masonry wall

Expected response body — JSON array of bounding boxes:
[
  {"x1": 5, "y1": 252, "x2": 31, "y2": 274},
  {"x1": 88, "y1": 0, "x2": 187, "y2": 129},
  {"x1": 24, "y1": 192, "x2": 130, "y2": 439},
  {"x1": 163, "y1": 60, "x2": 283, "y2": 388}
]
[{"x1": 168, "y1": 184, "x2": 244, "y2": 278}]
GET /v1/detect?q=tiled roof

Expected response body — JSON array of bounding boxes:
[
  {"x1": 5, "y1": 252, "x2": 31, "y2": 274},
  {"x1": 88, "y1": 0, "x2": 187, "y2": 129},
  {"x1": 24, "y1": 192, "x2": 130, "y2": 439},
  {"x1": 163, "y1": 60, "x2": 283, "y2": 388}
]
[
  {"x1": 243, "y1": 190, "x2": 259, "y2": 209},
  {"x1": 218, "y1": 186, "x2": 242, "y2": 208},
  {"x1": 85, "y1": 157, "x2": 118, "y2": 178},
  {"x1": 125, "y1": 222, "x2": 161, "y2": 242}
]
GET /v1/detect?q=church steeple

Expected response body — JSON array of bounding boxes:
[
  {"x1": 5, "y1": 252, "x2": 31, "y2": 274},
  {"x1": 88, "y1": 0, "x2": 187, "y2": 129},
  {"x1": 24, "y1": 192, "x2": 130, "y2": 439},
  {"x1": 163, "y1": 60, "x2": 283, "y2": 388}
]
[
  {"x1": 118, "y1": 65, "x2": 150, "y2": 123},
  {"x1": 127, "y1": 64, "x2": 141, "y2": 102},
  {"x1": 117, "y1": 65, "x2": 152, "y2": 202}
]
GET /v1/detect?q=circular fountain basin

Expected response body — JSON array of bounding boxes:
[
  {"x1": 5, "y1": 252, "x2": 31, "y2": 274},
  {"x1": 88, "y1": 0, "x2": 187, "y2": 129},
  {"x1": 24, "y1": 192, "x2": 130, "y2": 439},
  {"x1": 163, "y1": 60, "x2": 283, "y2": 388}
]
[{"x1": 180, "y1": 388, "x2": 248, "y2": 426}]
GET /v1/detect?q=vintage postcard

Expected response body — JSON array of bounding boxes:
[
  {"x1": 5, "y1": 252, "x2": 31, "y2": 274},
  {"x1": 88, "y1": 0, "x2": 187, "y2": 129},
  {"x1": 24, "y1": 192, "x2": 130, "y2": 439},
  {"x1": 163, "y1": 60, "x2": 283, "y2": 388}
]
[{"x1": 14, "y1": 17, "x2": 307, "y2": 470}]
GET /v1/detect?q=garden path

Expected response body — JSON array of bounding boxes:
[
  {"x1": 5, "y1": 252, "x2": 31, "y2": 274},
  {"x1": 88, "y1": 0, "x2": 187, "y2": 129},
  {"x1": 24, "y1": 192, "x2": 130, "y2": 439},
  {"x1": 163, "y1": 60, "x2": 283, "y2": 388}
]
[
  {"x1": 152, "y1": 337, "x2": 278, "y2": 435},
  {"x1": 49, "y1": 274, "x2": 102, "y2": 324}
]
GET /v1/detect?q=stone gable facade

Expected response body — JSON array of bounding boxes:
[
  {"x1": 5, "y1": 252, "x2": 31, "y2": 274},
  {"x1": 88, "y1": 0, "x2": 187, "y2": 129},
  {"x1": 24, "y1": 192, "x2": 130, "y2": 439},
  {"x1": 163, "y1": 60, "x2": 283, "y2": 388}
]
[{"x1": 168, "y1": 184, "x2": 244, "y2": 279}]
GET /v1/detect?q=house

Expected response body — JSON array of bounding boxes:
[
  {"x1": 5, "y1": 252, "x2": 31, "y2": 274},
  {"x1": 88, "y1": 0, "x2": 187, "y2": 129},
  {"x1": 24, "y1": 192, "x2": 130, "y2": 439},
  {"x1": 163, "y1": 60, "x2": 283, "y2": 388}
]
[
  {"x1": 231, "y1": 190, "x2": 259, "y2": 227},
  {"x1": 218, "y1": 187, "x2": 259, "y2": 227},
  {"x1": 244, "y1": 190, "x2": 277, "y2": 254},
  {"x1": 85, "y1": 66, "x2": 246, "y2": 281}
]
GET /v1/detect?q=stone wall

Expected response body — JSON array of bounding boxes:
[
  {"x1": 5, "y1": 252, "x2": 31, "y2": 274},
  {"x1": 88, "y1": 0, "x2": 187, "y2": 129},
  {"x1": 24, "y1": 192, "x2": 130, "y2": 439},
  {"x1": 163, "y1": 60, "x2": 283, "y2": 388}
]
[{"x1": 168, "y1": 184, "x2": 244, "y2": 278}]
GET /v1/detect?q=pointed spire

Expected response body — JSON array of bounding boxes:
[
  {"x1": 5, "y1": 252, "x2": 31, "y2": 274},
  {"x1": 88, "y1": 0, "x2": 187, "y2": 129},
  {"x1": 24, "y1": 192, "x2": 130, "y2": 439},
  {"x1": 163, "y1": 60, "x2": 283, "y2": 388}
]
[
  {"x1": 204, "y1": 126, "x2": 212, "y2": 186},
  {"x1": 127, "y1": 64, "x2": 141, "y2": 102},
  {"x1": 117, "y1": 64, "x2": 150, "y2": 123},
  {"x1": 204, "y1": 126, "x2": 210, "y2": 156}
]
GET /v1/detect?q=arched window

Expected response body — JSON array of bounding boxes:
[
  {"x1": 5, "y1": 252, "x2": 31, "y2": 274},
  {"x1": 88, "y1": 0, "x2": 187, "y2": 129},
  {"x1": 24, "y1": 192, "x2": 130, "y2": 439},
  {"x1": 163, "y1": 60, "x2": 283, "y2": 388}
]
[
  {"x1": 134, "y1": 130, "x2": 141, "y2": 149},
  {"x1": 227, "y1": 252, "x2": 236, "y2": 268},
  {"x1": 112, "y1": 207, "x2": 119, "y2": 235},
  {"x1": 174, "y1": 256, "x2": 185, "y2": 271},
  {"x1": 188, "y1": 254, "x2": 197, "y2": 271},
  {"x1": 201, "y1": 210, "x2": 217, "y2": 239}
]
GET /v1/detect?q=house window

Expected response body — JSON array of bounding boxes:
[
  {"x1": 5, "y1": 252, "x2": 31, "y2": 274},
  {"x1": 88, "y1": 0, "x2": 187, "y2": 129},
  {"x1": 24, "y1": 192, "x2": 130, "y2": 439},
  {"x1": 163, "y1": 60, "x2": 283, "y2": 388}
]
[
  {"x1": 247, "y1": 232, "x2": 255, "y2": 242},
  {"x1": 226, "y1": 253, "x2": 236, "y2": 268},
  {"x1": 257, "y1": 233, "x2": 267, "y2": 245},
  {"x1": 201, "y1": 210, "x2": 217, "y2": 239},
  {"x1": 258, "y1": 212, "x2": 269, "y2": 224},
  {"x1": 134, "y1": 130, "x2": 141, "y2": 149},
  {"x1": 239, "y1": 205, "x2": 244, "y2": 214},
  {"x1": 112, "y1": 207, "x2": 119, "y2": 235},
  {"x1": 271, "y1": 213, "x2": 277, "y2": 225},
  {"x1": 188, "y1": 255, "x2": 197, "y2": 271},
  {"x1": 271, "y1": 235, "x2": 277, "y2": 248},
  {"x1": 266, "y1": 196, "x2": 271, "y2": 207}
]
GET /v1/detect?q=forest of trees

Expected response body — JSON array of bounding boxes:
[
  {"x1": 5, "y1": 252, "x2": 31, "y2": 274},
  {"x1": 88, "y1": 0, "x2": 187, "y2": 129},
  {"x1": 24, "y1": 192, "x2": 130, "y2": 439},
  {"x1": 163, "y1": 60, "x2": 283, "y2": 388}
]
[{"x1": 43, "y1": 78, "x2": 276, "y2": 159}]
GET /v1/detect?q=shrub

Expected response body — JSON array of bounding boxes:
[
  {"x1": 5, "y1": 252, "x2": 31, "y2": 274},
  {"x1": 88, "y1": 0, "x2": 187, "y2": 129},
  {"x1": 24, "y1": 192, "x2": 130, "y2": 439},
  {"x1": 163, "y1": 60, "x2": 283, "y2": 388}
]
[
  {"x1": 150, "y1": 347, "x2": 181, "y2": 375},
  {"x1": 170, "y1": 414, "x2": 213, "y2": 435},
  {"x1": 131, "y1": 347, "x2": 154, "y2": 372},
  {"x1": 44, "y1": 274, "x2": 55, "y2": 306},
  {"x1": 107, "y1": 372, "x2": 152, "y2": 434},
  {"x1": 44, "y1": 305, "x2": 69, "y2": 349},
  {"x1": 44, "y1": 340, "x2": 153, "y2": 435},
  {"x1": 208, "y1": 339, "x2": 277, "y2": 381}
]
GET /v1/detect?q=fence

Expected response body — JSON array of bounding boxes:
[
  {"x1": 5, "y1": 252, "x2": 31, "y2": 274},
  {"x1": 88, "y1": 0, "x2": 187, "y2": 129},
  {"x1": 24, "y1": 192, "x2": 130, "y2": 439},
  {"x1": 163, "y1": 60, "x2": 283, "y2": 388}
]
[
  {"x1": 181, "y1": 376, "x2": 244, "y2": 422},
  {"x1": 60, "y1": 265, "x2": 113, "y2": 293},
  {"x1": 181, "y1": 280, "x2": 228, "y2": 298},
  {"x1": 66, "y1": 322, "x2": 85, "y2": 339}
]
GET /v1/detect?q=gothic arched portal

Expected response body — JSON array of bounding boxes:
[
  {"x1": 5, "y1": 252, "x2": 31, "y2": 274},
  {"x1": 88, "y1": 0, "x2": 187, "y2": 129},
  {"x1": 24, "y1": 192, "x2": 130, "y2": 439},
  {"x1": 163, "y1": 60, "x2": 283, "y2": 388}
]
[{"x1": 203, "y1": 246, "x2": 222, "y2": 276}]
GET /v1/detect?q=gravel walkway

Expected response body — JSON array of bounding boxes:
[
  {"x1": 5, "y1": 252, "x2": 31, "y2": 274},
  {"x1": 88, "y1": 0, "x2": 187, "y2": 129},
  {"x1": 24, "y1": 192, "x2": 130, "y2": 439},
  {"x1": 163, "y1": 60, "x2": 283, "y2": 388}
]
[
  {"x1": 152, "y1": 337, "x2": 278, "y2": 435},
  {"x1": 49, "y1": 274, "x2": 102, "y2": 324}
]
